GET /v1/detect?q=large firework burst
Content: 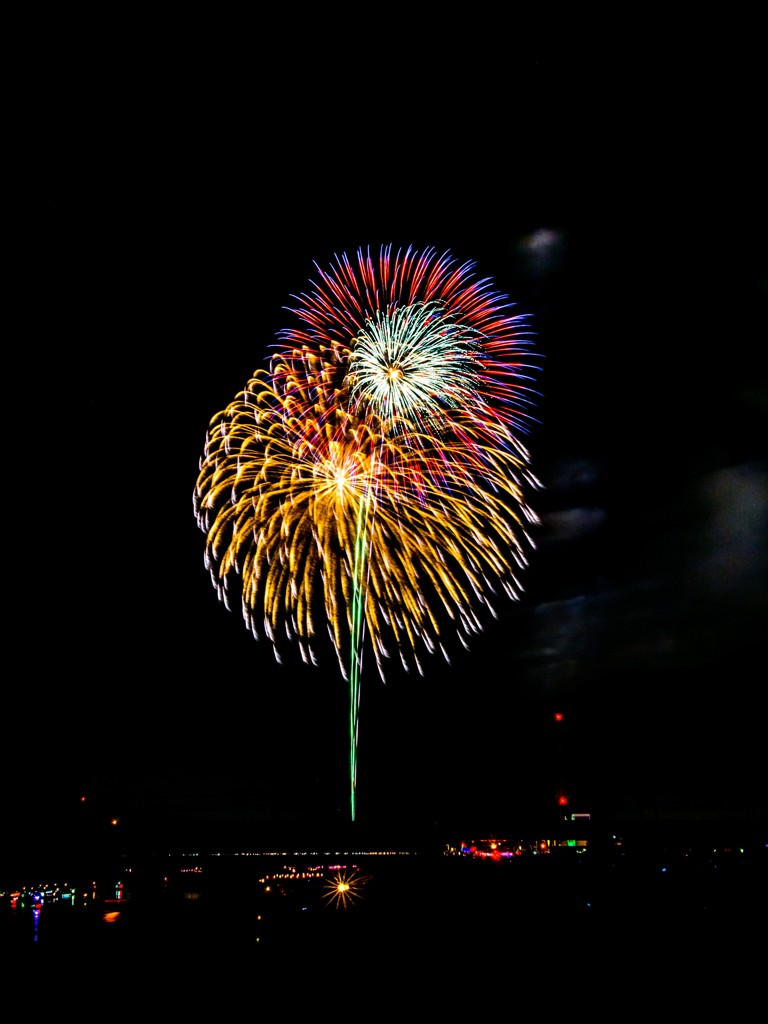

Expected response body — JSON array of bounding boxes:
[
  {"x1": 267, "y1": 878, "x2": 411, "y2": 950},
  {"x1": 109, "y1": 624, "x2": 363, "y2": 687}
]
[{"x1": 193, "y1": 244, "x2": 542, "y2": 819}]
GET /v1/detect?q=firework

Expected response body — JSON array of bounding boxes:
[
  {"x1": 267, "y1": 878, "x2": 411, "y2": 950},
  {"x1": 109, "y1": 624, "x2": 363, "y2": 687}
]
[
  {"x1": 193, "y1": 244, "x2": 542, "y2": 819},
  {"x1": 322, "y1": 869, "x2": 372, "y2": 910}
]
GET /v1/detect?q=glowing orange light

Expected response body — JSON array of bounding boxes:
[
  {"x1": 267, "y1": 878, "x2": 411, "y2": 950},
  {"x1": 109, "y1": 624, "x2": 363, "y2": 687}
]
[{"x1": 322, "y1": 870, "x2": 371, "y2": 910}]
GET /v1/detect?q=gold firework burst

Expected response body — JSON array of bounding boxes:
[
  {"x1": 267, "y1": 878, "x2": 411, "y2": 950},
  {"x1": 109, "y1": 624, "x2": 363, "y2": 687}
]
[{"x1": 322, "y1": 870, "x2": 371, "y2": 910}]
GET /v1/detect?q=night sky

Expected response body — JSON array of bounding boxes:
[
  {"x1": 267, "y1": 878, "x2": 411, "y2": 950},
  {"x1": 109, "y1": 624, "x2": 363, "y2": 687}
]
[{"x1": 11, "y1": 57, "x2": 766, "y2": 868}]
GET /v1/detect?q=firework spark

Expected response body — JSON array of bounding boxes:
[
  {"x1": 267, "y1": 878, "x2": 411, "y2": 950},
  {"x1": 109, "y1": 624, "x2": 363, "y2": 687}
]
[
  {"x1": 193, "y1": 244, "x2": 542, "y2": 820},
  {"x1": 322, "y1": 869, "x2": 371, "y2": 910}
]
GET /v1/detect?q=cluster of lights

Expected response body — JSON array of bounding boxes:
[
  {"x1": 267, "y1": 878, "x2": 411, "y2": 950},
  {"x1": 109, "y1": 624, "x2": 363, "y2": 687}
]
[
  {"x1": 254, "y1": 862, "x2": 373, "y2": 909},
  {"x1": 448, "y1": 834, "x2": 591, "y2": 859}
]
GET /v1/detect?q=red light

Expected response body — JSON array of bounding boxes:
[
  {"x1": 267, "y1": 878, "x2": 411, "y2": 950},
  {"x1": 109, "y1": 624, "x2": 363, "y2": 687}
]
[
  {"x1": 557, "y1": 794, "x2": 569, "y2": 806},
  {"x1": 554, "y1": 712, "x2": 564, "y2": 722}
]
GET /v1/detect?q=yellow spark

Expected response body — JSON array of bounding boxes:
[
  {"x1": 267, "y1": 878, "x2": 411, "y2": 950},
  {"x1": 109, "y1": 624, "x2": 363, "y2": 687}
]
[{"x1": 322, "y1": 870, "x2": 371, "y2": 910}]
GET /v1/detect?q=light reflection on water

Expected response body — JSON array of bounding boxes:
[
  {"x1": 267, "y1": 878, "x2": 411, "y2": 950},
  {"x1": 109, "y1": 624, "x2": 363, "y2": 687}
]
[
  {"x1": 2, "y1": 847, "x2": 763, "y2": 1014},
  {"x1": 1, "y1": 843, "x2": 764, "y2": 966},
  {"x1": 0, "y1": 857, "x2": 385, "y2": 958}
]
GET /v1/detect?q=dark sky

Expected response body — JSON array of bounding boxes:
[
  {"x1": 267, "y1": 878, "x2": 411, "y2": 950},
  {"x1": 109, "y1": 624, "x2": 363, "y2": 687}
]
[{"x1": 11, "y1": 57, "x2": 767, "y2": 862}]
